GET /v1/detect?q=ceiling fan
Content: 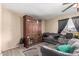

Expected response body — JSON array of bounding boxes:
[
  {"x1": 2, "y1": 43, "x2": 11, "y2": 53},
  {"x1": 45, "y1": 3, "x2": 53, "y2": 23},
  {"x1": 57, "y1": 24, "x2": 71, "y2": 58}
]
[{"x1": 62, "y1": 3, "x2": 79, "y2": 12}]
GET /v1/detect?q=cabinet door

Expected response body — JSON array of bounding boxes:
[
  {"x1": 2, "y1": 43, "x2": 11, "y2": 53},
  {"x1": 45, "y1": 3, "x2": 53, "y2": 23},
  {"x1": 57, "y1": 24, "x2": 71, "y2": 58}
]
[{"x1": 32, "y1": 20, "x2": 42, "y2": 43}]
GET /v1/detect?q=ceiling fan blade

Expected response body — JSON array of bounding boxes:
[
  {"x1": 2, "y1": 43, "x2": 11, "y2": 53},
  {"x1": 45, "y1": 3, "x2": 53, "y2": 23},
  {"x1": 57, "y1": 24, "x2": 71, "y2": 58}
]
[
  {"x1": 62, "y1": 3, "x2": 76, "y2": 12},
  {"x1": 63, "y1": 3, "x2": 70, "y2": 5},
  {"x1": 77, "y1": 8, "x2": 79, "y2": 12}
]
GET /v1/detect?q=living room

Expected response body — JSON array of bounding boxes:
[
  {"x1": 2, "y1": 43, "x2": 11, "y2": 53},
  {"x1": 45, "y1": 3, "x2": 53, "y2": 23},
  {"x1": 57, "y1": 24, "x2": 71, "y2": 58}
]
[{"x1": 0, "y1": 3, "x2": 79, "y2": 56}]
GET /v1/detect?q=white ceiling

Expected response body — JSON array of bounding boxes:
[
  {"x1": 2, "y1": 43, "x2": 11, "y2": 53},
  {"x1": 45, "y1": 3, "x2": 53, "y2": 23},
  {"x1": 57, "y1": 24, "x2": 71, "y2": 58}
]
[{"x1": 2, "y1": 3, "x2": 77, "y2": 20}]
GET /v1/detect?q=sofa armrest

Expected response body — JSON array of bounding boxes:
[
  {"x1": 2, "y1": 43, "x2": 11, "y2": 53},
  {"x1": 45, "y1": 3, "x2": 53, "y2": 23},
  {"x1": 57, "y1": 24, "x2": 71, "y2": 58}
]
[{"x1": 40, "y1": 46, "x2": 72, "y2": 56}]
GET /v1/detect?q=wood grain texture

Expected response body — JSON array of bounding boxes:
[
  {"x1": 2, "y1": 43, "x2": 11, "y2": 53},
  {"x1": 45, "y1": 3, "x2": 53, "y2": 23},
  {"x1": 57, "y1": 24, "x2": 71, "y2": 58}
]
[{"x1": 23, "y1": 15, "x2": 42, "y2": 48}]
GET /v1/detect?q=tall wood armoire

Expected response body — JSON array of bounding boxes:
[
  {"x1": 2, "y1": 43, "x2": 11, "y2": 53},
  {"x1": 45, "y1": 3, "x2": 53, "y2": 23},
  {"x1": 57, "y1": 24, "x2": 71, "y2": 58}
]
[{"x1": 23, "y1": 15, "x2": 42, "y2": 48}]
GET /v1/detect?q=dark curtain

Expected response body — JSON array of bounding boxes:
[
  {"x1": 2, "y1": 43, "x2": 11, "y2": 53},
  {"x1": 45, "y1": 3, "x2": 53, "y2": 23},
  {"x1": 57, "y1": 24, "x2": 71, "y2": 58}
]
[
  {"x1": 72, "y1": 16, "x2": 79, "y2": 32},
  {"x1": 58, "y1": 18, "x2": 69, "y2": 33}
]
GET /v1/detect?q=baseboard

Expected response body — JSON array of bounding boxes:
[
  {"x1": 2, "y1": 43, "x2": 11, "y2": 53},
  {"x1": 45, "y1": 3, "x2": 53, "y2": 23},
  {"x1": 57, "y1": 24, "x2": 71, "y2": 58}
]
[{"x1": 2, "y1": 45, "x2": 19, "y2": 52}]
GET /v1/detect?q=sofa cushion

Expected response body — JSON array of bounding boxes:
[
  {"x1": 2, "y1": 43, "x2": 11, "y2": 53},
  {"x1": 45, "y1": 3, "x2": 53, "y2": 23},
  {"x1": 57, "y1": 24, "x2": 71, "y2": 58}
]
[
  {"x1": 72, "y1": 49, "x2": 79, "y2": 56},
  {"x1": 72, "y1": 42, "x2": 79, "y2": 49},
  {"x1": 56, "y1": 44, "x2": 74, "y2": 53}
]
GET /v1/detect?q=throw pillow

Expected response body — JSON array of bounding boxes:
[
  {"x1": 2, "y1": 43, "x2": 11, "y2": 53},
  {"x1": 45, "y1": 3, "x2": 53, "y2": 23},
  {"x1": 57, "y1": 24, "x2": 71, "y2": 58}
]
[
  {"x1": 48, "y1": 35, "x2": 53, "y2": 39},
  {"x1": 56, "y1": 44, "x2": 75, "y2": 53},
  {"x1": 68, "y1": 38, "x2": 79, "y2": 45}
]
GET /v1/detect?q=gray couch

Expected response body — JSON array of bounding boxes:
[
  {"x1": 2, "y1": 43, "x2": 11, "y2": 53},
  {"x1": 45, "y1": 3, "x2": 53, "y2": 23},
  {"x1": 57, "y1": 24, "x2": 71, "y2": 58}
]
[
  {"x1": 40, "y1": 38, "x2": 79, "y2": 56},
  {"x1": 42, "y1": 33, "x2": 73, "y2": 45},
  {"x1": 42, "y1": 33, "x2": 63, "y2": 44},
  {"x1": 41, "y1": 46, "x2": 72, "y2": 56}
]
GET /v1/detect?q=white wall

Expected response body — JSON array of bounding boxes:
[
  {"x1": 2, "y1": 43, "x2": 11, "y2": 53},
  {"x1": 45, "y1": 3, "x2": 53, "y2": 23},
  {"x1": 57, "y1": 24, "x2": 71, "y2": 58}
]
[
  {"x1": 0, "y1": 4, "x2": 2, "y2": 54},
  {"x1": 1, "y1": 6, "x2": 45, "y2": 51},
  {"x1": 2, "y1": 7, "x2": 23, "y2": 51},
  {"x1": 45, "y1": 12, "x2": 79, "y2": 33},
  {"x1": 41, "y1": 20, "x2": 45, "y2": 33}
]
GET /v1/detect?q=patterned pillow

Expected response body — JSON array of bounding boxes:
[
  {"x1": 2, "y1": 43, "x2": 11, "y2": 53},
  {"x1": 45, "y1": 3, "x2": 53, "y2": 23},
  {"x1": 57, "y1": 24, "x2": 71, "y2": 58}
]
[{"x1": 68, "y1": 38, "x2": 79, "y2": 45}]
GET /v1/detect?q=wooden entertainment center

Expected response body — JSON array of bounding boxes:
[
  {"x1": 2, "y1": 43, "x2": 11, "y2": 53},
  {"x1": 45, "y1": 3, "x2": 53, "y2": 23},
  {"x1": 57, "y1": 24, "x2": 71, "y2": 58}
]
[{"x1": 23, "y1": 15, "x2": 42, "y2": 48}]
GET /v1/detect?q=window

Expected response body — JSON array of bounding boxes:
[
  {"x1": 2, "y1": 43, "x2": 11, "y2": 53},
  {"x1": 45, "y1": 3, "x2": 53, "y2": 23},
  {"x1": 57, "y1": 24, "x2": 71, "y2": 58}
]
[{"x1": 61, "y1": 18, "x2": 77, "y2": 35}]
